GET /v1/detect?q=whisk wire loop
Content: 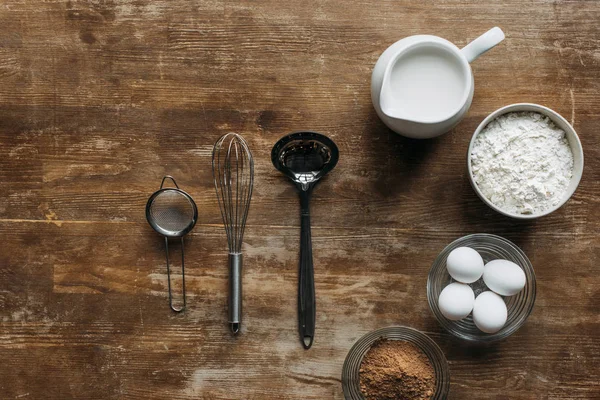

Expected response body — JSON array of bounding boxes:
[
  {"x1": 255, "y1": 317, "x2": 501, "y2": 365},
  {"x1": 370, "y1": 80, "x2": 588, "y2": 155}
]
[{"x1": 213, "y1": 133, "x2": 254, "y2": 254}]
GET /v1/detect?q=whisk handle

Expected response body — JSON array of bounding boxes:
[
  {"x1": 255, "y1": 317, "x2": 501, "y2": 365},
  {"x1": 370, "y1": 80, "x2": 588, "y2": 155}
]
[
  {"x1": 298, "y1": 189, "x2": 315, "y2": 349},
  {"x1": 228, "y1": 253, "x2": 242, "y2": 334}
]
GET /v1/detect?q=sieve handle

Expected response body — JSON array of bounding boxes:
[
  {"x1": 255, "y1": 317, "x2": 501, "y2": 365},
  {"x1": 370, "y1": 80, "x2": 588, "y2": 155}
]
[
  {"x1": 228, "y1": 253, "x2": 242, "y2": 334},
  {"x1": 165, "y1": 236, "x2": 186, "y2": 312}
]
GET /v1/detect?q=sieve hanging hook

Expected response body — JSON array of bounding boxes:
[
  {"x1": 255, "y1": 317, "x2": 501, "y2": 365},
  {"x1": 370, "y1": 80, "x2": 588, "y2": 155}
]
[{"x1": 146, "y1": 175, "x2": 197, "y2": 312}]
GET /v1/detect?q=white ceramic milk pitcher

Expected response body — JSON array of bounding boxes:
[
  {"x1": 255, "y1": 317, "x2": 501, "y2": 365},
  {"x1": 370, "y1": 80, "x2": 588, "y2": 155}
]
[{"x1": 371, "y1": 27, "x2": 505, "y2": 139}]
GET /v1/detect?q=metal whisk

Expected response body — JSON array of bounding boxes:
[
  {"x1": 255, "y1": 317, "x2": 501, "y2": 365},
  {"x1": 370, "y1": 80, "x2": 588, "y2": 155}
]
[{"x1": 212, "y1": 133, "x2": 254, "y2": 334}]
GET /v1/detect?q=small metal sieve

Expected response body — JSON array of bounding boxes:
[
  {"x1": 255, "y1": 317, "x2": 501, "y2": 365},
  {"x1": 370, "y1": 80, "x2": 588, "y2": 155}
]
[{"x1": 146, "y1": 175, "x2": 198, "y2": 312}]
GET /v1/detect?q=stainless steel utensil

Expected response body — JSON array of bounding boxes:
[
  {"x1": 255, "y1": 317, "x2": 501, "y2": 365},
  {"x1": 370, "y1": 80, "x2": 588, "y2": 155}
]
[
  {"x1": 146, "y1": 175, "x2": 198, "y2": 312},
  {"x1": 271, "y1": 131, "x2": 339, "y2": 349},
  {"x1": 212, "y1": 133, "x2": 254, "y2": 334}
]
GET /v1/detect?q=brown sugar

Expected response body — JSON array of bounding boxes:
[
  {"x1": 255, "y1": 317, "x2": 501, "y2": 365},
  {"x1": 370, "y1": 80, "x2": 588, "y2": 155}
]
[{"x1": 359, "y1": 339, "x2": 435, "y2": 400}]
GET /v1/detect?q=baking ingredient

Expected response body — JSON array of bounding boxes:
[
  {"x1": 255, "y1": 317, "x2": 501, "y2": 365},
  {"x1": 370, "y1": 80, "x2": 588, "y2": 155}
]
[
  {"x1": 483, "y1": 259, "x2": 526, "y2": 296},
  {"x1": 471, "y1": 111, "x2": 574, "y2": 215},
  {"x1": 386, "y1": 46, "x2": 466, "y2": 121},
  {"x1": 359, "y1": 339, "x2": 435, "y2": 400},
  {"x1": 438, "y1": 282, "x2": 475, "y2": 320},
  {"x1": 472, "y1": 291, "x2": 507, "y2": 333},
  {"x1": 446, "y1": 246, "x2": 484, "y2": 283}
]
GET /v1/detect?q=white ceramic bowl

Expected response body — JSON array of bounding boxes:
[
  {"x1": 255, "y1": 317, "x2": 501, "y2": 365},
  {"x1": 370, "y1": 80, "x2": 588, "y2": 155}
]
[{"x1": 467, "y1": 103, "x2": 584, "y2": 219}]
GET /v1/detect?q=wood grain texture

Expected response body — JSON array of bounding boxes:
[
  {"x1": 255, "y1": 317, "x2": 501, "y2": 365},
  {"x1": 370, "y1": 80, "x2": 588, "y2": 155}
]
[{"x1": 0, "y1": 0, "x2": 599, "y2": 399}]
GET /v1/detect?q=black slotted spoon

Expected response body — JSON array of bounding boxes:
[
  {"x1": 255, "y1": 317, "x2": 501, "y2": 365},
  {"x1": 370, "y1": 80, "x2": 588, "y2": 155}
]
[{"x1": 271, "y1": 131, "x2": 339, "y2": 349}]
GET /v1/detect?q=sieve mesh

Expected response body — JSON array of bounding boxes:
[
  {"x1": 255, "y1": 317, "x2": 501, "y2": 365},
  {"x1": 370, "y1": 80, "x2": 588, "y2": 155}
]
[{"x1": 148, "y1": 190, "x2": 196, "y2": 236}]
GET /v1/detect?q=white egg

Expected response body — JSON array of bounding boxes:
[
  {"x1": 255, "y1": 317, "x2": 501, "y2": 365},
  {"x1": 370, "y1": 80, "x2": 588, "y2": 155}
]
[
  {"x1": 483, "y1": 259, "x2": 526, "y2": 296},
  {"x1": 438, "y1": 282, "x2": 475, "y2": 320},
  {"x1": 446, "y1": 247, "x2": 484, "y2": 283},
  {"x1": 472, "y1": 291, "x2": 507, "y2": 333}
]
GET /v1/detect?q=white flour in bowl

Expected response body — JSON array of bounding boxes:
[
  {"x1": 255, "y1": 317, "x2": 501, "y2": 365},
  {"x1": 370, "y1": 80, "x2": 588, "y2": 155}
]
[{"x1": 471, "y1": 111, "x2": 574, "y2": 215}]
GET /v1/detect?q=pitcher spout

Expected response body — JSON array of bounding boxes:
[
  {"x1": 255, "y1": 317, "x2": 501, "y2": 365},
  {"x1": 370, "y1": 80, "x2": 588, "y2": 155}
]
[
  {"x1": 378, "y1": 50, "x2": 415, "y2": 122},
  {"x1": 379, "y1": 84, "x2": 419, "y2": 123}
]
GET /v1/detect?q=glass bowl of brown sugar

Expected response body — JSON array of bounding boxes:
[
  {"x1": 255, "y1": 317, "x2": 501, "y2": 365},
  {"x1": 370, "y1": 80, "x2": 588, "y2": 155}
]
[{"x1": 341, "y1": 326, "x2": 450, "y2": 400}]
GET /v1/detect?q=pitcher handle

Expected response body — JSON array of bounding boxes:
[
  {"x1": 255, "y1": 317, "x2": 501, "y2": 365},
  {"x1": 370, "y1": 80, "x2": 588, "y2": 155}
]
[{"x1": 461, "y1": 27, "x2": 505, "y2": 63}]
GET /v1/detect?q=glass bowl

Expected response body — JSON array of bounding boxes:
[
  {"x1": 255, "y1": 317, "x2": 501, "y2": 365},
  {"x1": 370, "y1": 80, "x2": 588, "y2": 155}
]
[
  {"x1": 341, "y1": 326, "x2": 450, "y2": 400},
  {"x1": 427, "y1": 234, "x2": 536, "y2": 342}
]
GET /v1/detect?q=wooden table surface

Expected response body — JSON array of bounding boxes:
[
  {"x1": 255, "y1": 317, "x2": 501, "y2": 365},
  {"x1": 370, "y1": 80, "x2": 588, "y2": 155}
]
[{"x1": 1, "y1": 1, "x2": 599, "y2": 399}]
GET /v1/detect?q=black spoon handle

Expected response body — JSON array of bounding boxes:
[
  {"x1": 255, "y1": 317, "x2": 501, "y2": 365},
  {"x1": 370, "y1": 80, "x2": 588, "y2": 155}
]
[{"x1": 298, "y1": 189, "x2": 315, "y2": 349}]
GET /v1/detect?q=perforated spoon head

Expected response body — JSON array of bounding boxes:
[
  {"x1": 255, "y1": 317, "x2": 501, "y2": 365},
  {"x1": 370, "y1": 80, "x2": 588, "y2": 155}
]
[{"x1": 271, "y1": 131, "x2": 339, "y2": 191}]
